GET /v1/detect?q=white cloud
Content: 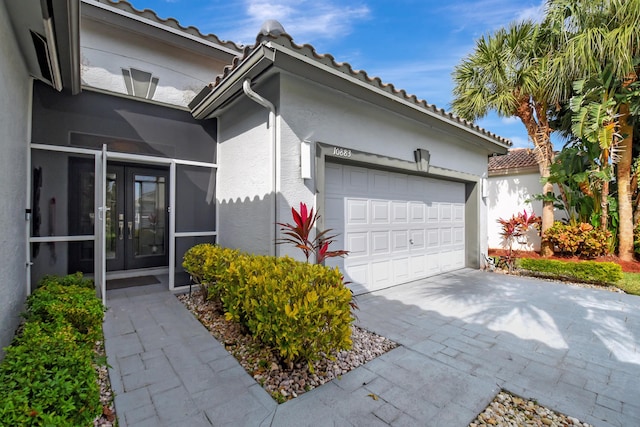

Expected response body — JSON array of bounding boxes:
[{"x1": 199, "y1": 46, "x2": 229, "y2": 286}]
[
  {"x1": 224, "y1": 0, "x2": 370, "y2": 45},
  {"x1": 440, "y1": 0, "x2": 545, "y2": 33},
  {"x1": 516, "y1": 3, "x2": 545, "y2": 23},
  {"x1": 501, "y1": 116, "x2": 519, "y2": 125}
]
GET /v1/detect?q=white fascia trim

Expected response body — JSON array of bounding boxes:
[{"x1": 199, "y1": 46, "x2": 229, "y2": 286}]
[
  {"x1": 191, "y1": 45, "x2": 276, "y2": 119},
  {"x1": 81, "y1": 0, "x2": 241, "y2": 56},
  {"x1": 266, "y1": 42, "x2": 510, "y2": 151}
]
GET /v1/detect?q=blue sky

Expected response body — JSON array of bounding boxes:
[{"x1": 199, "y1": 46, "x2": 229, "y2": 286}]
[{"x1": 129, "y1": 0, "x2": 546, "y2": 148}]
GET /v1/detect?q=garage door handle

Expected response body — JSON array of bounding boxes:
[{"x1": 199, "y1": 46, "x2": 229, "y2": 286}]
[{"x1": 409, "y1": 239, "x2": 414, "y2": 245}]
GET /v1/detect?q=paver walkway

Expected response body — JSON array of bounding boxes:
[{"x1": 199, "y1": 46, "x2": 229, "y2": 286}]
[{"x1": 103, "y1": 269, "x2": 640, "y2": 426}]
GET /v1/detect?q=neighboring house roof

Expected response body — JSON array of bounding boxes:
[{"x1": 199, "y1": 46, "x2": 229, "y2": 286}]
[
  {"x1": 488, "y1": 148, "x2": 539, "y2": 176},
  {"x1": 189, "y1": 25, "x2": 511, "y2": 151},
  {"x1": 87, "y1": 0, "x2": 244, "y2": 55}
]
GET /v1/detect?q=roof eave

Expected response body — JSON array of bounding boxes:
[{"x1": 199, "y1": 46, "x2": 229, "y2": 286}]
[
  {"x1": 190, "y1": 45, "x2": 276, "y2": 119},
  {"x1": 264, "y1": 41, "x2": 510, "y2": 152}
]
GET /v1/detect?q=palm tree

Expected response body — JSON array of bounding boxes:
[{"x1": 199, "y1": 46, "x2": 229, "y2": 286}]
[
  {"x1": 543, "y1": 0, "x2": 640, "y2": 261},
  {"x1": 452, "y1": 21, "x2": 558, "y2": 256}
]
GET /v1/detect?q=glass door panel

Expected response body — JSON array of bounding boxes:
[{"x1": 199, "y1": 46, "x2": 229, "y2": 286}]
[
  {"x1": 68, "y1": 160, "x2": 168, "y2": 272},
  {"x1": 126, "y1": 167, "x2": 169, "y2": 269},
  {"x1": 105, "y1": 166, "x2": 125, "y2": 271}
]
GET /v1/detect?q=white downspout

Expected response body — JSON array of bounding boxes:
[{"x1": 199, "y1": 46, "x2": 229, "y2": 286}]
[{"x1": 242, "y1": 79, "x2": 278, "y2": 256}]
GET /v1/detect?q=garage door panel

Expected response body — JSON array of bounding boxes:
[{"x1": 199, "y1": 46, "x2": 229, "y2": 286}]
[
  {"x1": 372, "y1": 260, "x2": 391, "y2": 286},
  {"x1": 440, "y1": 203, "x2": 452, "y2": 221},
  {"x1": 453, "y1": 227, "x2": 464, "y2": 245},
  {"x1": 410, "y1": 254, "x2": 427, "y2": 277},
  {"x1": 426, "y1": 254, "x2": 440, "y2": 274},
  {"x1": 393, "y1": 258, "x2": 409, "y2": 282},
  {"x1": 409, "y1": 202, "x2": 425, "y2": 223},
  {"x1": 440, "y1": 251, "x2": 455, "y2": 270},
  {"x1": 427, "y1": 205, "x2": 438, "y2": 221},
  {"x1": 440, "y1": 228, "x2": 453, "y2": 246},
  {"x1": 409, "y1": 229, "x2": 425, "y2": 250},
  {"x1": 426, "y1": 229, "x2": 439, "y2": 248},
  {"x1": 452, "y1": 250, "x2": 465, "y2": 268},
  {"x1": 326, "y1": 164, "x2": 466, "y2": 294},
  {"x1": 371, "y1": 231, "x2": 390, "y2": 255},
  {"x1": 346, "y1": 232, "x2": 368, "y2": 257},
  {"x1": 346, "y1": 199, "x2": 368, "y2": 225},
  {"x1": 392, "y1": 230, "x2": 408, "y2": 252},
  {"x1": 371, "y1": 200, "x2": 390, "y2": 224},
  {"x1": 392, "y1": 202, "x2": 408, "y2": 222},
  {"x1": 346, "y1": 263, "x2": 369, "y2": 287},
  {"x1": 454, "y1": 204, "x2": 464, "y2": 222}
]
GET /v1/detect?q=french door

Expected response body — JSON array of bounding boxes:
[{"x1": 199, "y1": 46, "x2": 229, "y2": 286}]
[{"x1": 69, "y1": 159, "x2": 169, "y2": 272}]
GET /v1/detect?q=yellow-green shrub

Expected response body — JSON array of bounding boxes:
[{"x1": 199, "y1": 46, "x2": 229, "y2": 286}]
[
  {"x1": 242, "y1": 257, "x2": 353, "y2": 365},
  {"x1": 182, "y1": 246, "x2": 354, "y2": 365},
  {"x1": 182, "y1": 244, "x2": 240, "y2": 299}
]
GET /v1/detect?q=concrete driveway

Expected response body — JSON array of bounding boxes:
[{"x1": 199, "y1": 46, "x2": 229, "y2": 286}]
[
  {"x1": 104, "y1": 269, "x2": 640, "y2": 426},
  {"x1": 347, "y1": 269, "x2": 640, "y2": 427}
]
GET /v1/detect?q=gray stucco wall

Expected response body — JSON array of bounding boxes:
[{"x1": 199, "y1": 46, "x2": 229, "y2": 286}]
[{"x1": 0, "y1": 2, "x2": 30, "y2": 359}]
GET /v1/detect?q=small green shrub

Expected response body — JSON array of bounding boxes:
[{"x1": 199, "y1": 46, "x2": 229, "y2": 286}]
[
  {"x1": 0, "y1": 323, "x2": 100, "y2": 426},
  {"x1": 26, "y1": 281, "x2": 104, "y2": 345},
  {"x1": 518, "y1": 258, "x2": 622, "y2": 286},
  {"x1": 543, "y1": 222, "x2": 611, "y2": 258},
  {"x1": 38, "y1": 272, "x2": 94, "y2": 289},
  {"x1": 0, "y1": 274, "x2": 105, "y2": 426},
  {"x1": 182, "y1": 246, "x2": 354, "y2": 366}
]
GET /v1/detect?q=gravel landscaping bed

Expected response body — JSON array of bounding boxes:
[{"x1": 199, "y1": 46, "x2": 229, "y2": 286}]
[
  {"x1": 471, "y1": 391, "x2": 593, "y2": 427},
  {"x1": 178, "y1": 289, "x2": 398, "y2": 402},
  {"x1": 94, "y1": 339, "x2": 116, "y2": 427}
]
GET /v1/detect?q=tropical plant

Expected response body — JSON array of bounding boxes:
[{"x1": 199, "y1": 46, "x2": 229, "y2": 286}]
[
  {"x1": 277, "y1": 202, "x2": 348, "y2": 263},
  {"x1": 543, "y1": 0, "x2": 640, "y2": 260},
  {"x1": 452, "y1": 21, "x2": 560, "y2": 256},
  {"x1": 497, "y1": 210, "x2": 541, "y2": 272},
  {"x1": 543, "y1": 221, "x2": 611, "y2": 258}
]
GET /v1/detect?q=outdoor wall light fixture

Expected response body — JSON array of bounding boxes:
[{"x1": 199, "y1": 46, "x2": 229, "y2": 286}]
[
  {"x1": 414, "y1": 148, "x2": 430, "y2": 173},
  {"x1": 301, "y1": 140, "x2": 312, "y2": 179}
]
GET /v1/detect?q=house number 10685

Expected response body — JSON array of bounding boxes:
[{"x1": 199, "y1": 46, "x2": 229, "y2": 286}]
[{"x1": 333, "y1": 147, "x2": 352, "y2": 158}]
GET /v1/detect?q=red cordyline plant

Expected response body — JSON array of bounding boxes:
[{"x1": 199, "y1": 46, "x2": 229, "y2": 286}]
[
  {"x1": 277, "y1": 203, "x2": 348, "y2": 263},
  {"x1": 497, "y1": 210, "x2": 541, "y2": 272}
]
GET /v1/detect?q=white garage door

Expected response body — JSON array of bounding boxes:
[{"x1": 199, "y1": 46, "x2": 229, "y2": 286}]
[{"x1": 324, "y1": 163, "x2": 466, "y2": 294}]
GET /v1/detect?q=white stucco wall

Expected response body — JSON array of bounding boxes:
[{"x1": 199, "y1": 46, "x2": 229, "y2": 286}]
[
  {"x1": 0, "y1": 2, "x2": 29, "y2": 359},
  {"x1": 487, "y1": 171, "x2": 544, "y2": 251},
  {"x1": 216, "y1": 85, "x2": 277, "y2": 255},
  {"x1": 80, "y1": 18, "x2": 230, "y2": 107}
]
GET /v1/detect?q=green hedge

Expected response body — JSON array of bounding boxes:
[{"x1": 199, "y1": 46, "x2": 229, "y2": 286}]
[
  {"x1": 518, "y1": 258, "x2": 623, "y2": 286},
  {"x1": 0, "y1": 274, "x2": 104, "y2": 426},
  {"x1": 183, "y1": 244, "x2": 354, "y2": 366}
]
